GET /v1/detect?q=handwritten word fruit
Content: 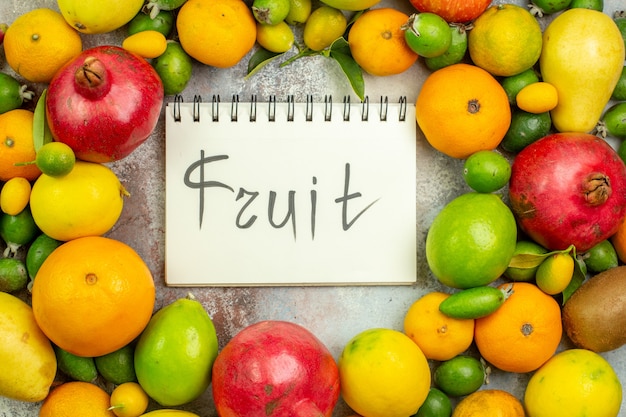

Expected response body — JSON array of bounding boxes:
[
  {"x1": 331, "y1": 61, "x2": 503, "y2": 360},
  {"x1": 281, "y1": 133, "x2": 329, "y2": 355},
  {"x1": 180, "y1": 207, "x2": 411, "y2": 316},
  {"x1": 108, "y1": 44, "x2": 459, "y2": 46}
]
[
  {"x1": 404, "y1": 291, "x2": 474, "y2": 361},
  {"x1": 426, "y1": 192, "x2": 517, "y2": 289},
  {"x1": 509, "y1": 132, "x2": 626, "y2": 252},
  {"x1": 540, "y1": 8, "x2": 625, "y2": 132},
  {"x1": 474, "y1": 282, "x2": 562, "y2": 373},
  {"x1": 212, "y1": 320, "x2": 339, "y2": 416},
  {"x1": 177, "y1": 0, "x2": 256, "y2": 68},
  {"x1": 0, "y1": 292, "x2": 56, "y2": 402},
  {"x1": 46, "y1": 45, "x2": 164, "y2": 163},
  {"x1": 524, "y1": 349, "x2": 622, "y2": 417},
  {"x1": 562, "y1": 265, "x2": 626, "y2": 352},
  {"x1": 339, "y1": 328, "x2": 430, "y2": 417},
  {"x1": 416, "y1": 63, "x2": 511, "y2": 159},
  {"x1": 57, "y1": 0, "x2": 144, "y2": 34},
  {"x1": 135, "y1": 296, "x2": 218, "y2": 406},
  {"x1": 407, "y1": 0, "x2": 490, "y2": 23},
  {"x1": 32, "y1": 236, "x2": 155, "y2": 357},
  {"x1": 453, "y1": 389, "x2": 525, "y2": 417},
  {"x1": 348, "y1": 8, "x2": 416, "y2": 76},
  {"x1": 29, "y1": 161, "x2": 127, "y2": 242},
  {"x1": 39, "y1": 381, "x2": 116, "y2": 417},
  {"x1": 439, "y1": 284, "x2": 512, "y2": 319},
  {"x1": 468, "y1": 4, "x2": 542, "y2": 77}
]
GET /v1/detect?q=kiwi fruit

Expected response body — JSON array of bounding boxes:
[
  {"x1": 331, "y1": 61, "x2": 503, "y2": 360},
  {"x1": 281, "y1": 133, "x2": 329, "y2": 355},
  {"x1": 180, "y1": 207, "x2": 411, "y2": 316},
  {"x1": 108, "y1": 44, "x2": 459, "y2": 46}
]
[{"x1": 562, "y1": 265, "x2": 626, "y2": 352}]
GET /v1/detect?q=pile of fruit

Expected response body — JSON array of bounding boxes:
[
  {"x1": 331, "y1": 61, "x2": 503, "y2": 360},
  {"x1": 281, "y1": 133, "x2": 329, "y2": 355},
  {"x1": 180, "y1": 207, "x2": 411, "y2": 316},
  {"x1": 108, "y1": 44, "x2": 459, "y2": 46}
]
[{"x1": 1, "y1": 0, "x2": 626, "y2": 416}]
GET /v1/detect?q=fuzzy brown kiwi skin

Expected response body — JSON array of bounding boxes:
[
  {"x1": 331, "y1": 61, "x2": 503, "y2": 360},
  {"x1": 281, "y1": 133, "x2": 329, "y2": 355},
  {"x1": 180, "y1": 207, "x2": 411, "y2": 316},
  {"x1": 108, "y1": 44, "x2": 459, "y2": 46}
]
[{"x1": 562, "y1": 265, "x2": 626, "y2": 353}]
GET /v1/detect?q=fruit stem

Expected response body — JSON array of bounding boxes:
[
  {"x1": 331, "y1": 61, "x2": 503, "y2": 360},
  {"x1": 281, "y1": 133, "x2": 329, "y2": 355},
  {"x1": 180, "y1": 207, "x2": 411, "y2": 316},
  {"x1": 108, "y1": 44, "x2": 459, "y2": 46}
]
[
  {"x1": 75, "y1": 57, "x2": 110, "y2": 99},
  {"x1": 582, "y1": 173, "x2": 611, "y2": 206}
]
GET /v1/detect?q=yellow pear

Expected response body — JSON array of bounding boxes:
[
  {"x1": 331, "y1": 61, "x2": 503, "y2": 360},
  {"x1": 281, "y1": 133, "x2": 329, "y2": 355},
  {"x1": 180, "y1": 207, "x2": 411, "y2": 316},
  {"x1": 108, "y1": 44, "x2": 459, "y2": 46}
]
[
  {"x1": 540, "y1": 8, "x2": 625, "y2": 133},
  {"x1": 0, "y1": 292, "x2": 56, "y2": 402},
  {"x1": 57, "y1": 0, "x2": 144, "y2": 34}
]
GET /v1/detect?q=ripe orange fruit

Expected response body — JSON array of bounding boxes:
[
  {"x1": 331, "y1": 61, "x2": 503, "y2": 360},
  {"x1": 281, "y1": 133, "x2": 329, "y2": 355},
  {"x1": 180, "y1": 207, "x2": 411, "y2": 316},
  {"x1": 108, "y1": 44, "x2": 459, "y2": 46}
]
[
  {"x1": 0, "y1": 109, "x2": 41, "y2": 182},
  {"x1": 3, "y1": 8, "x2": 82, "y2": 83},
  {"x1": 348, "y1": 8, "x2": 418, "y2": 76},
  {"x1": 416, "y1": 63, "x2": 511, "y2": 159},
  {"x1": 404, "y1": 292, "x2": 475, "y2": 361},
  {"x1": 31, "y1": 236, "x2": 155, "y2": 357},
  {"x1": 39, "y1": 381, "x2": 116, "y2": 417},
  {"x1": 610, "y1": 217, "x2": 626, "y2": 263},
  {"x1": 474, "y1": 282, "x2": 562, "y2": 373},
  {"x1": 452, "y1": 389, "x2": 525, "y2": 417},
  {"x1": 177, "y1": 0, "x2": 257, "y2": 68}
]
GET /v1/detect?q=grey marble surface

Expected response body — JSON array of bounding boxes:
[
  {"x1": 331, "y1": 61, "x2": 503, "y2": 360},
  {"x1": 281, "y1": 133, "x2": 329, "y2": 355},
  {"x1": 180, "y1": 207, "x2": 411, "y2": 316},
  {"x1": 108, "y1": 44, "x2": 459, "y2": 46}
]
[{"x1": 1, "y1": 0, "x2": 625, "y2": 416}]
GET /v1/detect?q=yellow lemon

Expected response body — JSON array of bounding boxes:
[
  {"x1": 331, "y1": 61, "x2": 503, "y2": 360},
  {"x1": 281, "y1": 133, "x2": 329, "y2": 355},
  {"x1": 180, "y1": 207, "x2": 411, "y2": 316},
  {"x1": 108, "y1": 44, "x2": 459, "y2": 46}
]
[
  {"x1": 338, "y1": 328, "x2": 431, "y2": 417},
  {"x1": 516, "y1": 82, "x2": 559, "y2": 114},
  {"x1": 524, "y1": 349, "x2": 622, "y2": 417},
  {"x1": 468, "y1": 4, "x2": 542, "y2": 77},
  {"x1": 0, "y1": 177, "x2": 31, "y2": 216},
  {"x1": 57, "y1": 0, "x2": 144, "y2": 34},
  {"x1": 3, "y1": 8, "x2": 82, "y2": 83},
  {"x1": 29, "y1": 161, "x2": 128, "y2": 241}
]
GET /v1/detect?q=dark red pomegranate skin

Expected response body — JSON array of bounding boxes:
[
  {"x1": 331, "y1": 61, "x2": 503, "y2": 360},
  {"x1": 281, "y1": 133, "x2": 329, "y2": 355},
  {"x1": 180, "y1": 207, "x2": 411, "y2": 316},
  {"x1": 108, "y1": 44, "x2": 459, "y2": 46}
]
[
  {"x1": 46, "y1": 45, "x2": 163, "y2": 163},
  {"x1": 212, "y1": 320, "x2": 340, "y2": 417},
  {"x1": 509, "y1": 132, "x2": 626, "y2": 252}
]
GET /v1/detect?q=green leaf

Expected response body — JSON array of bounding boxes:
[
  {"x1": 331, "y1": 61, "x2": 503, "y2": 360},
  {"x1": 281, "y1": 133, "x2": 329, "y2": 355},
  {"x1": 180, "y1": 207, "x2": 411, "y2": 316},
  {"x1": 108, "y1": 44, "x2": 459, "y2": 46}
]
[
  {"x1": 329, "y1": 38, "x2": 365, "y2": 101},
  {"x1": 33, "y1": 89, "x2": 53, "y2": 152},
  {"x1": 279, "y1": 46, "x2": 320, "y2": 68},
  {"x1": 507, "y1": 244, "x2": 576, "y2": 270},
  {"x1": 246, "y1": 48, "x2": 285, "y2": 79},
  {"x1": 562, "y1": 249, "x2": 586, "y2": 304}
]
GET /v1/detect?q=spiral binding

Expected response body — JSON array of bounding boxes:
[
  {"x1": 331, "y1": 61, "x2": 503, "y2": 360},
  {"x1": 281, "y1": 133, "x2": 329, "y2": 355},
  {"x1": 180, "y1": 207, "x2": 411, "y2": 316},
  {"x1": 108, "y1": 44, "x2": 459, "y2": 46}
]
[{"x1": 172, "y1": 94, "x2": 408, "y2": 123}]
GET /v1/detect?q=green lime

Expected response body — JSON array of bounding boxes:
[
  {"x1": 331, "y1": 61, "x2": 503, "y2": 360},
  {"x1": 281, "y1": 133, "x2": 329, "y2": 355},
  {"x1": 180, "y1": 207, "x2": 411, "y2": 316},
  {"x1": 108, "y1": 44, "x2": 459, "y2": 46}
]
[
  {"x1": 611, "y1": 66, "x2": 626, "y2": 101},
  {"x1": 403, "y1": 13, "x2": 452, "y2": 58},
  {"x1": 152, "y1": 41, "x2": 193, "y2": 96},
  {"x1": 285, "y1": 0, "x2": 312, "y2": 25},
  {"x1": 26, "y1": 233, "x2": 62, "y2": 280},
  {"x1": 501, "y1": 68, "x2": 540, "y2": 106},
  {"x1": 528, "y1": 0, "x2": 572, "y2": 15},
  {"x1": 35, "y1": 142, "x2": 76, "y2": 177},
  {"x1": 582, "y1": 239, "x2": 618, "y2": 273},
  {"x1": 500, "y1": 109, "x2": 551, "y2": 154},
  {"x1": 95, "y1": 344, "x2": 137, "y2": 385},
  {"x1": 128, "y1": 9, "x2": 175, "y2": 37},
  {"x1": 54, "y1": 344, "x2": 98, "y2": 382},
  {"x1": 600, "y1": 102, "x2": 626, "y2": 139},
  {"x1": 426, "y1": 192, "x2": 518, "y2": 289},
  {"x1": 434, "y1": 355, "x2": 486, "y2": 397},
  {"x1": 615, "y1": 12, "x2": 626, "y2": 51},
  {"x1": 569, "y1": 0, "x2": 603, "y2": 10},
  {"x1": 0, "y1": 72, "x2": 34, "y2": 114},
  {"x1": 256, "y1": 21, "x2": 295, "y2": 53},
  {"x1": 463, "y1": 150, "x2": 511, "y2": 193},
  {"x1": 0, "y1": 257, "x2": 28, "y2": 293},
  {"x1": 503, "y1": 240, "x2": 548, "y2": 281},
  {"x1": 0, "y1": 206, "x2": 40, "y2": 255},
  {"x1": 424, "y1": 23, "x2": 468, "y2": 71},
  {"x1": 413, "y1": 387, "x2": 452, "y2": 417},
  {"x1": 252, "y1": 0, "x2": 291, "y2": 25}
]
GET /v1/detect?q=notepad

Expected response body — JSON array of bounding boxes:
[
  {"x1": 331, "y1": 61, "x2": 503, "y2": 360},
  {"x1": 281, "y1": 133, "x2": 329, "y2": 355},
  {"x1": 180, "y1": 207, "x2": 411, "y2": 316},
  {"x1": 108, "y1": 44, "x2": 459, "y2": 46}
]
[{"x1": 164, "y1": 95, "x2": 417, "y2": 286}]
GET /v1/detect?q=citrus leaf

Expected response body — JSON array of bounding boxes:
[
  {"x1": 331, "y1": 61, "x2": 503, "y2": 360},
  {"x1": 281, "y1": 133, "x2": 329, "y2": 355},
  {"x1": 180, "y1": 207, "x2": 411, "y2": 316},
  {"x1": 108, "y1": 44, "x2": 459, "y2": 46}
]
[
  {"x1": 329, "y1": 37, "x2": 365, "y2": 101},
  {"x1": 246, "y1": 48, "x2": 284, "y2": 79},
  {"x1": 562, "y1": 247, "x2": 586, "y2": 304},
  {"x1": 33, "y1": 89, "x2": 53, "y2": 152},
  {"x1": 507, "y1": 244, "x2": 576, "y2": 270}
]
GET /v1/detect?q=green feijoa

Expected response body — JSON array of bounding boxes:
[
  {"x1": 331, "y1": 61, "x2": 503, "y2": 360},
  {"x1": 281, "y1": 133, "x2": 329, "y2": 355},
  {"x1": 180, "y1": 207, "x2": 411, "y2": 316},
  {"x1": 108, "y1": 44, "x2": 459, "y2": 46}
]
[
  {"x1": 0, "y1": 206, "x2": 40, "y2": 255},
  {"x1": 403, "y1": 12, "x2": 452, "y2": 58},
  {"x1": 54, "y1": 345, "x2": 98, "y2": 382},
  {"x1": 152, "y1": 41, "x2": 193, "y2": 96},
  {"x1": 569, "y1": 0, "x2": 603, "y2": 10},
  {"x1": 128, "y1": 9, "x2": 175, "y2": 37},
  {"x1": 0, "y1": 257, "x2": 28, "y2": 293},
  {"x1": 424, "y1": 24, "x2": 468, "y2": 72},
  {"x1": 438, "y1": 285, "x2": 512, "y2": 320},
  {"x1": 0, "y1": 73, "x2": 34, "y2": 114},
  {"x1": 500, "y1": 110, "x2": 552, "y2": 154},
  {"x1": 285, "y1": 0, "x2": 312, "y2": 25},
  {"x1": 252, "y1": 0, "x2": 290, "y2": 25},
  {"x1": 528, "y1": 0, "x2": 572, "y2": 16},
  {"x1": 600, "y1": 102, "x2": 626, "y2": 139},
  {"x1": 26, "y1": 233, "x2": 62, "y2": 281},
  {"x1": 615, "y1": 12, "x2": 626, "y2": 51},
  {"x1": 501, "y1": 68, "x2": 539, "y2": 106},
  {"x1": 145, "y1": 0, "x2": 188, "y2": 13},
  {"x1": 582, "y1": 239, "x2": 619, "y2": 274},
  {"x1": 95, "y1": 344, "x2": 137, "y2": 385},
  {"x1": 618, "y1": 139, "x2": 626, "y2": 165},
  {"x1": 414, "y1": 387, "x2": 452, "y2": 417},
  {"x1": 504, "y1": 240, "x2": 549, "y2": 281},
  {"x1": 462, "y1": 150, "x2": 511, "y2": 193},
  {"x1": 434, "y1": 355, "x2": 486, "y2": 397},
  {"x1": 612, "y1": 66, "x2": 626, "y2": 101}
]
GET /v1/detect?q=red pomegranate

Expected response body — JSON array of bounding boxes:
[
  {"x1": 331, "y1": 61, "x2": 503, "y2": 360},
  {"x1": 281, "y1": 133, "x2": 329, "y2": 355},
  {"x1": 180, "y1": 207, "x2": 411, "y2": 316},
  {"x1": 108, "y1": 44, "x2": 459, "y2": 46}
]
[
  {"x1": 408, "y1": 0, "x2": 491, "y2": 23},
  {"x1": 46, "y1": 45, "x2": 163, "y2": 163},
  {"x1": 212, "y1": 320, "x2": 340, "y2": 417},
  {"x1": 509, "y1": 132, "x2": 626, "y2": 252}
]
